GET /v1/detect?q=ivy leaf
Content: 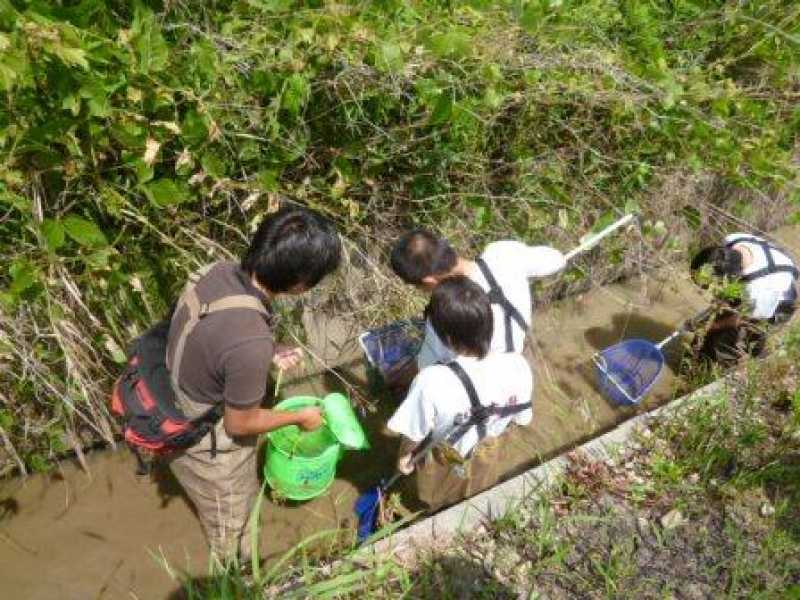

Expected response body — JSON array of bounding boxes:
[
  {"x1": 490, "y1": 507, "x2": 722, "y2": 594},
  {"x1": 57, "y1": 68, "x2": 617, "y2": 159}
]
[
  {"x1": 144, "y1": 178, "x2": 190, "y2": 208},
  {"x1": 40, "y1": 219, "x2": 65, "y2": 251},
  {"x1": 63, "y1": 215, "x2": 108, "y2": 247}
]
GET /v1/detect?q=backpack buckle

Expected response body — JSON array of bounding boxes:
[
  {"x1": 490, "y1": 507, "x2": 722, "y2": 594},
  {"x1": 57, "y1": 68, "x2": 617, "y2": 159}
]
[
  {"x1": 472, "y1": 405, "x2": 491, "y2": 421},
  {"x1": 199, "y1": 302, "x2": 210, "y2": 316}
]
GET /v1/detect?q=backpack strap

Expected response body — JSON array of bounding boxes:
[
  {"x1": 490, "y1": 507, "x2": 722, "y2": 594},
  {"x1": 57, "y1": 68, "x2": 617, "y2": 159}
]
[
  {"x1": 474, "y1": 257, "x2": 528, "y2": 352},
  {"x1": 443, "y1": 361, "x2": 532, "y2": 453},
  {"x1": 445, "y1": 361, "x2": 488, "y2": 441},
  {"x1": 725, "y1": 236, "x2": 799, "y2": 283},
  {"x1": 167, "y1": 266, "x2": 269, "y2": 406}
]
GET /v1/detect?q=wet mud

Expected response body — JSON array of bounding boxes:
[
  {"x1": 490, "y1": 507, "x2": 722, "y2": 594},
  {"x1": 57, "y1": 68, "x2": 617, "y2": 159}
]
[{"x1": 3, "y1": 226, "x2": 800, "y2": 599}]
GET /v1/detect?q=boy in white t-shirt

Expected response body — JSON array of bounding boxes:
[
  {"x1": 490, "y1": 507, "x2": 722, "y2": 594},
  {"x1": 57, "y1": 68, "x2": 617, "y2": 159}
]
[
  {"x1": 690, "y1": 233, "x2": 798, "y2": 364},
  {"x1": 387, "y1": 229, "x2": 565, "y2": 384},
  {"x1": 387, "y1": 276, "x2": 533, "y2": 511}
]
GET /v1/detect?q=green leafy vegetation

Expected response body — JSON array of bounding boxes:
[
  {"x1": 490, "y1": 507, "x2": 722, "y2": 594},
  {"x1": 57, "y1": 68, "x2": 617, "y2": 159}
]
[{"x1": 1, "y1": 1, "x2": 799, "y2": 470}]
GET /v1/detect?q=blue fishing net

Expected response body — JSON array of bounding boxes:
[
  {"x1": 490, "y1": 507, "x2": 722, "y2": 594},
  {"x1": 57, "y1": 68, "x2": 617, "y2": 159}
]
[
  {"x1": 359, "y1": 318, "x2": 425, "y2": 376},
  {"x1": 594, "y1": 339, "x2": 665, "y2": 406}
]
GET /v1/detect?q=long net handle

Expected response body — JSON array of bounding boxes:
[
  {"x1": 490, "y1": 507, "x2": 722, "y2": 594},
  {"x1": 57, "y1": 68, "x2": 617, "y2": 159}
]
[
  {"x1": 564, "y1": 214, "x2": 636, "y2": 261},
  {"x1": 655, "y1": 306, "x2": 716, "y2": 350}
]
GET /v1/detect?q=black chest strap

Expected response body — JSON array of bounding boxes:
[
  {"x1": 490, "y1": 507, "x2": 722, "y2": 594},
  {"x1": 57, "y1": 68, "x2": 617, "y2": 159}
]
[
  {"x1": 443, "y1": 361, "x2": 531, "y2": 451},
  {"x1": 725, "y1": 237, "x2": 799, "y2": 283},
  {"x1": 474, "y1": 258, "x2": 528, "y2": 352}
]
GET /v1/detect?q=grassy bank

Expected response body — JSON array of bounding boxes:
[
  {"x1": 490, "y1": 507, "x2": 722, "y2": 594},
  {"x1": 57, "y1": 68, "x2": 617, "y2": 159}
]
[
  {"x1": 172, "y1": 321, "x2": 800, "y2": 599},
  {"x1": 1, "y1": 1, "x2": 799, "y2": 470}
]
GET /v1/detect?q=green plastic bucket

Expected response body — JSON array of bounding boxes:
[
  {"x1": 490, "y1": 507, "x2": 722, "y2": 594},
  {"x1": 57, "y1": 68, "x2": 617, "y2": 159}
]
[
  {"x1": 264, "y1": 394, "x2": 368, "y2": 501},
  {"x1": 264, "y1": 396, "x2": 340, "y2": 501}
]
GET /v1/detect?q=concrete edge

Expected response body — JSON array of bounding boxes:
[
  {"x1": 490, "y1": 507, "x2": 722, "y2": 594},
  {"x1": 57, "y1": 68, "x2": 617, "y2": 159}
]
[{"x1": 369, "y1": 378, "x2": 729, "y2": 558}]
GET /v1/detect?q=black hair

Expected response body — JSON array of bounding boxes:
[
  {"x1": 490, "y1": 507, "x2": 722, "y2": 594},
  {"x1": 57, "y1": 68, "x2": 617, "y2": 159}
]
[
  {"x1": 690, "y1": 245, "x2": 743, "y2": 281},
  {"x1": 241, "y1": 205, "x2": 341, "y2": 293},
  {"x1": 427, "y1": 276, "x2": 493, "y2": 358},
  {"x1": 390, "y1": 229, "x2": 458, "y2": 285}
]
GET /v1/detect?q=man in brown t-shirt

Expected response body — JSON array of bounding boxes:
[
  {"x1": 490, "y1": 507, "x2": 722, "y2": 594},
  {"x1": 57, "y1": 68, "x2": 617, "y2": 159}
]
[{"x1": 166, "y1": 205, "x2": 341, "y2": 564}]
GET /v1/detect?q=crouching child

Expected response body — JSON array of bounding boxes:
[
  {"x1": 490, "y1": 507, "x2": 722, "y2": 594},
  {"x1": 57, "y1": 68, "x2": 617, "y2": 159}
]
[
  {"x1": 386, "y1": 276, "x2": 533, "y2": 512},
  {"x1": 690, "y1": 232, "x2": 798, "y2": 365}
]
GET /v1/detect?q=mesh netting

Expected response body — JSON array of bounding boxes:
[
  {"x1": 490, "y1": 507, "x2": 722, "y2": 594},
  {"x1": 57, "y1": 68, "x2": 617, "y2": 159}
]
[
  {"x1": 594, "y1": 339, "x2": 666, "y2": 406},
  {"x1": 359, "y1": 318, "x2": 425, "y2": 375}
]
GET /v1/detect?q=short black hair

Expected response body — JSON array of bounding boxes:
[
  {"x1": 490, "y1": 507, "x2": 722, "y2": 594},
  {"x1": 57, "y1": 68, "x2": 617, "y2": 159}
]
[
  {"x1": 427, "y1": 276, "x2": 493, "y2": 358},
  {"x1": 690, "y1": 245, "x2": 743, "y2": 281},
  {"x1": 390, "y1": 229, "x2": 457, "y2": 285},
  {"x1": 242, "y1": 205, "x2": 341, "y2": 293}
]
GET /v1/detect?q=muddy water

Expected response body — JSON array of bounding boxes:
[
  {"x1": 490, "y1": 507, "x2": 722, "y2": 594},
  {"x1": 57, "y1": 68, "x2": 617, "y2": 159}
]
[{"x1": 4, "y1": 226, "x2": 800, "y2": 599}]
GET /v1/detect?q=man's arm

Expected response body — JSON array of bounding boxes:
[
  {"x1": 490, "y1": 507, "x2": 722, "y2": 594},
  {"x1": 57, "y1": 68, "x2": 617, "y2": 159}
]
[
  {"x1": 522, "y1": 245, "x2": 567, "y2": 278},
  {"x1": 222, "y1": 338, "x2": 320, "y2": 437},
  {"x1": 224, "y1": 403, "x2": 322, "y2": 437}
]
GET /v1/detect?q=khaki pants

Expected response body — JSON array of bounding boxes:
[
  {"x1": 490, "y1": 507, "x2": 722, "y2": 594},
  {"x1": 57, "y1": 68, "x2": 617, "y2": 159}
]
[
  {"x1": 168, "y1": 396, "x2": 260, "y2": 563},
  {"x1": 407, "y1": 436, "x2": 506, "y2": 512}
]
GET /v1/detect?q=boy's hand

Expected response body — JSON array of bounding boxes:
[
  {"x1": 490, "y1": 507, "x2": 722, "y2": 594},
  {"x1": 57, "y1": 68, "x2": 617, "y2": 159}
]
[
  {"x1": 274, "y1": 345, "x2": 303, "y2": 370},
  {"x1": 397, "y1": 453, "x2": 415, "y2": 475},
  {"x1": 296, "y1": 407, "x2": 323, "y2": 431}
]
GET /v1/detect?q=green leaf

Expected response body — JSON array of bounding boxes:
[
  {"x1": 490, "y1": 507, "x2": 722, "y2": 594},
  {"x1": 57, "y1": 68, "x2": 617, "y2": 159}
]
[
  {"x1": 0, "y1": 44, "x2": 31, "y2": 92},
  {"x1": 181, "y1": 110, "x2": 208, "y2": 147},
  {"x1": 131, "y1": 6, "x2": 169, "y2": 74},
  {"x1": 682, "y1": 205, "x2": 701, "y2": 230},
  {"x1": 256, "y1": 169, "x2": 279, "y2": 192},
  {"x1": 0, "y1": 409, "x2": 13, "y2": 430},
  {"x1": 51, "y1": 44, "x2": 89, "y2": 70},
  {"x1": 143, "y1": 178, "x2": 190, "y2": 208},
  {"x1": 40, "y1": 219, "x2": 65, "y2": 251},
  {"x1": 8, "y1": 260, "x2": 38, "y2": 296},
  {"x1": 61, "y1": 93, "x2": 81, "y2": 116},
  {"x1": 429, "y1": 93, "x2": 453, "y2": 125},
  {"x1": 374, "y1": 42, "x2": 404, "y2": 73},
  {"x1": 428, "y1": 30, "x2": 472, "y2": 59},
  {"x1": 201, "y1": 151, "x2": 227, "y2": 179},
  {"x1": 79, "y1": 81, "x2": 111, "y2": 118},
  {"x1": 281, "y1": 74, "x2": 310, "y2": 116},
  {"x1": 0, "y1": 189, "x2": 30, "y2": 212},
  {"x1": 63, "y1": 215, "x2": 108, "y2": 247},
  {"x1": 190, "y1": 39, "x2": 217, "y2": 81}
]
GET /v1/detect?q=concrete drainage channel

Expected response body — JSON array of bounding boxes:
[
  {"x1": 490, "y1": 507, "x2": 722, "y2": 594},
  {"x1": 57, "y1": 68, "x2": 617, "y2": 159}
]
[{"x1": 371, "y1": 378, "x2": 726, "y2": 559}]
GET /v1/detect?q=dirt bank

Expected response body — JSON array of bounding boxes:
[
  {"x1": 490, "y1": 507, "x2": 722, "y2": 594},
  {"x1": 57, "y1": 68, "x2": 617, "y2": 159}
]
[{"x1": 2, "y1": 226, "x2": 799, "y2": 599}]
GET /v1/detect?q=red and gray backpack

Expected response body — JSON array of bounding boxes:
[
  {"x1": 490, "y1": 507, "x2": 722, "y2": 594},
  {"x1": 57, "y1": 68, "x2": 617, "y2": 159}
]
[{"x1": 110, "y1": 264, "x2": 268, "y2": 471}]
